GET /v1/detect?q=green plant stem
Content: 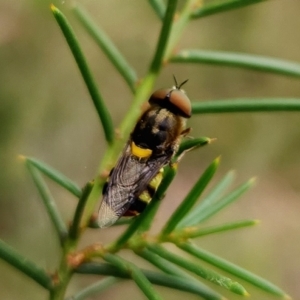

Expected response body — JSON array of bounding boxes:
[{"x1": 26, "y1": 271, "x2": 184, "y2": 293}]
[
  {"x1": 192, "y1": 98, "x2": 300, "y2": 114},
  {"x1": 69, "y1": 181, "x2": 94, "y2": 239},
  {"x1": 179, "y1": 242, "x2": 290, "y2": 298},
  {"x1": 149, "y1": 0, "x2": 179, "y2": 73},
  {"x1": 51, "y1": 5, "x2": 114, "y2": 144},
  {"x1": 117, "y1": 74, "x2": 156, "y2": 150},
  {"x1": 117, "y1": 0, "x2": 182, "y2": 144},
  {"x1": 164, "y1": 0, "x2": 197, "y2": 60},
  {"x1": 50, "y1": 264, "x2": 72, "y2": 300},
  {"x1": 0, "y1": 239, "x2": 53, "y2": 290},
  {"x1": 72, "y1": 5, "x2": 137, "y2": 92},
  {"x1": 192, "y1": 0, "x2": 267, "y2": 18},
  {"x1": 171, "y1": 50, "x2": 300, "y2": 77},
  {"x1": 50, "y1": 238, "x2": 78, "y2": 300},
  {"x1": 78, "y1": 176, "x2": 104, "y2": 229}
]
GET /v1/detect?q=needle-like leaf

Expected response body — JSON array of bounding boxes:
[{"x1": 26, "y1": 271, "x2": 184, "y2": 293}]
[
  {"x1": 76, "y1": 262, "x2": 227, "y2": 299},
  {"x1": 25, "y1": 160, "x2": 68, "y2": 242},
  {"x1": 51, "y1": 5, "x2": 114, "y2": 144},
  {"x1": 171, "y1": 219, "x2": 259, "y2": 240},
  {"x1": 178, "y1": 170, "x2": 235, "y2": 227},
  {"x1": 23, "y1": 156, "x2": 81, "y2": 198},
  {"x1": 69, "y1": 181, "x2": 94, "y2": 239},
  {"x1": 171, "y1": 50, "x2": 300, "y2": 78},
  {"x1": 161, "y1": 157, "x2": 220, "y2": 236},
  {"x1": 179, "y1": 242, "x2": 290, "y2": 298},
  {"x1": 192, "y1": 98, "x2": 300, "y2": 114},
  {"x1": 147, "y1": 0, "x2": 166, "y2": 20},
  {"x1": 148, "y1": 244, "x2": 248, "y2": 295},
  {"x1": 0, "y1": 239, "x2": 53, "y2": 290},
  {"x1": 72, "y1": 5, "x2": 137, "y2": 92},
  {"x1": 103, "y1": 253, "x2": 163, "y2": 300},
  {"x1": 138, "y1": 248, "x2": 225, "y2": 300},
  {"x1": 180, "y1": 177, "x2": 255, "y2": 227},
  {"x1": 191, "y1": 0, "x2": 267, "y2": 19},
  {"x1": 176, "y1": 137, "x2": 211, "y2": 158},
  {"x1": 66, "y1": 277, "x2": 121, "y2": 300}
]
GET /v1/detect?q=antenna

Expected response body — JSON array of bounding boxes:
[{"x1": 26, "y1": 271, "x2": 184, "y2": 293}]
[{"x1": 173, "y1": 75, "x2": 189, "y2": 89}]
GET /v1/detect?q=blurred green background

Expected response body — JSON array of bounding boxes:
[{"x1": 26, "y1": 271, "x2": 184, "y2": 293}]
[{"x1": 1, "y1": 0, "x2": 300, "y2": 299}]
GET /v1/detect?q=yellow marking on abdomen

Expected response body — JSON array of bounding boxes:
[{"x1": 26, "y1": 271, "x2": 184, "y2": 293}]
[{"x1": 131, "y1": 141, "x2": 152, "y2": 159}]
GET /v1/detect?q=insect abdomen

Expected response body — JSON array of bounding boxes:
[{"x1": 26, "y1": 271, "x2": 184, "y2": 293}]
[{"x1": 124, "y1": 168, "x2": 164, "y2": 216}]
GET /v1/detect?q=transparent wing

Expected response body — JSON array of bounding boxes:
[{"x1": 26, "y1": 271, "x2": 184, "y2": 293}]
[{"x1": 98, "y1": 142, "x2": 173, "y2": 227}]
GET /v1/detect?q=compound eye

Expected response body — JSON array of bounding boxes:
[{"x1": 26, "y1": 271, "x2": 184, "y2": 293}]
[
  {"x1": 149, "y1": 89, "x2": 172, "y2": 103},
  {"x1": 149, "y1": 88, "x2": 191, "y2": 118},
  {"x1": 168, "y1": 89, "x2": 191, "y2": 118}
]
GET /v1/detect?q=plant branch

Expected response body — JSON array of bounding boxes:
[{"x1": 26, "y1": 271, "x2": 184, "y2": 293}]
[
  {"x1": 69, "y1": 181, "x2": 94, "y2": 239},
  {"x1": 164, "y1": 0, "x2": 197, "y2": 60},
  {"x1": 149, "y1": 0, "x2": 178, "y2": 73}
]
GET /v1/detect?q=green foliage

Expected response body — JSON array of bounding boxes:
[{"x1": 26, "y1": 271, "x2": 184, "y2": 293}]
[{"x1": 0, "y1": 1, "x2": 297, "y2": 299}]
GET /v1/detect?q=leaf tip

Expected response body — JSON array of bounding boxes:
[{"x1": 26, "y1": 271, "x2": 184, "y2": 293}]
[
  {"x1": 248, "y1": 176, "x2": 257, "y2": 186},
  {"x1": 253, "y1": 219, "x2": 261, "y2": 225},
  {"x1": 230, "y1": 281, "x2": 248, "y2": 296},
  {"x1": 214, "y1": 155, "x2": 221, "y2": 165},
  {"x1": 208, "y1": 137, "x2": 217, "y2": 144},
  {"x1": 50, "y1": 4, "x2": 58, "y2": 13},
  {"x1": 228, "y1": 169, "x2": 237, "y2": 176},
  {"x1": 18, "y1": 155, "x2": 26, "y2": 162}
]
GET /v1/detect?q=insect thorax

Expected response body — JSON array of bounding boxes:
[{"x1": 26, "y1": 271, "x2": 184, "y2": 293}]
[{"x1": 131, "y1": 106, "x2": 185, "y2": 156}]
